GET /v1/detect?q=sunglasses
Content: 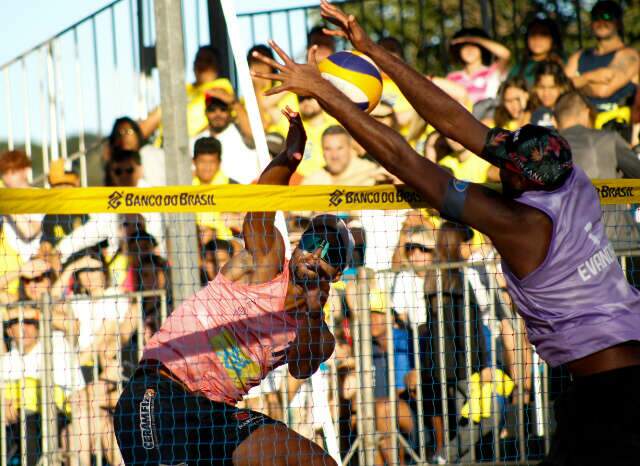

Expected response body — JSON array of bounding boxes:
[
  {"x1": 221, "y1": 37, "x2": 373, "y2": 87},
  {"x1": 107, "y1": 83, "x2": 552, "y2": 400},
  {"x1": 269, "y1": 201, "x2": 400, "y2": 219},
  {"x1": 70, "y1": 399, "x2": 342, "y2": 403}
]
[
  {"x1": 111, "y1": 166, "x2": 135, "y2": 176},
  {"x1": 592, "y1": 12, "x2": 615, "y2": 21},
  {"x1": 299, "y1": 231, "x2": 343, "y2": 270},
  {"x1": 118, "y1": 128, "x2": 135, "y2": 136},
  {"x1": 22, "y1": 272, "x2": 51, "y2": 284},
  {"x1": 4, "y1": 318, "x2": 39, "y2": 327},
  {"x1": 298, "y1": 95, "x2": 314, "y2": 103}
]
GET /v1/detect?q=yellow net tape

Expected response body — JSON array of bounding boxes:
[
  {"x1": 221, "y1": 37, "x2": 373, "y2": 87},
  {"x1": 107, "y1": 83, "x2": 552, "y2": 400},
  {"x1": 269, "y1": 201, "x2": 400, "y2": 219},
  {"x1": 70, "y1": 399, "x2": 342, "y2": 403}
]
[{"x1": 1, "y1": 179, "x2": 639, "y2": 214}]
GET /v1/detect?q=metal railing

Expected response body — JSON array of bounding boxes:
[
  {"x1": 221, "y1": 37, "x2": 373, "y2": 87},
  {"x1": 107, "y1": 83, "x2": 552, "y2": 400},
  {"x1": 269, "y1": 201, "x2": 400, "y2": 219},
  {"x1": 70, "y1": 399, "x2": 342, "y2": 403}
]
[
  {"x1": 2, "y1": 0, "x2": 596, "y2": 189},
  {"x1": 0, "y1": 0, "x2": 211, "y2": 188},
  {"x1": 0, "y1": 290, "x2": 166, "y2": 466},
  {"x1": 2, "y1": 248, "x2": 639, "y2": 465}
]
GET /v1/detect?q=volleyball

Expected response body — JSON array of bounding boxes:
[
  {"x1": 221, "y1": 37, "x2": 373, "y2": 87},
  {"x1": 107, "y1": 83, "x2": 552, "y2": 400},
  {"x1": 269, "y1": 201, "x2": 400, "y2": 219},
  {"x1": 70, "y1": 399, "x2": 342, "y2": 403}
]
[{"x1": 317, "y1": 51, "x2": 383, "y2": 113}]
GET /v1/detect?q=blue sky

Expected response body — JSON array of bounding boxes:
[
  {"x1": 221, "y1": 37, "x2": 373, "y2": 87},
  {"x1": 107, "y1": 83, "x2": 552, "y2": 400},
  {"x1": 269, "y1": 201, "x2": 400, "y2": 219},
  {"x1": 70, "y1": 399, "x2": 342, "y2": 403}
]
[
  {"x1": 0, "y1": 0, "x2": 318, "y2": 144},
  {"x1": 0, "y1": 0, "x2": 315, "y2": 65}
]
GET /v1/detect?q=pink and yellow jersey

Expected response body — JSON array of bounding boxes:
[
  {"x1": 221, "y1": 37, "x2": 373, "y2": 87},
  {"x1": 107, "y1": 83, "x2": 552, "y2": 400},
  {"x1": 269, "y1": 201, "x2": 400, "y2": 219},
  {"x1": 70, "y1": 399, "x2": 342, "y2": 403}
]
[{"x1": 143, "y1": 261, "x2": 296, "y2": 405}]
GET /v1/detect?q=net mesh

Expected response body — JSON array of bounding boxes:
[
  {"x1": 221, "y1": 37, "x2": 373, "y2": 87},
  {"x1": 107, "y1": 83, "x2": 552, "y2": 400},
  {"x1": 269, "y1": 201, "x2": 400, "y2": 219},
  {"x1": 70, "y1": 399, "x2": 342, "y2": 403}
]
[{"x1": 1, "y1": 186, "x2": 639, "y2": 465}]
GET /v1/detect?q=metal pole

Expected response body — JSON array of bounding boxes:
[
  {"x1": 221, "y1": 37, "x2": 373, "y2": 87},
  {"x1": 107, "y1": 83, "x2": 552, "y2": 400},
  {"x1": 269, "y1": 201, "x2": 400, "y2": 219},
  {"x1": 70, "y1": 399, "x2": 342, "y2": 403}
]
[
  {"x1": 153, "y1": 0, "x2": 200, "y2": 303},
  {"x1": 357, "y1": 267, "x2": 377, "y2": 466},
  {"x1": 515, "y1": 315, "x2": 526, "y2": 459},
  {"x1": 111, "y1": 5, "x2": 122, "y2": 117},
  {"x1": 479, "y1": 0, "x2": 491, "y2": 35},
  {"x1": 435, "y1": 268, "x2": 451, "y2": 461},
  {"x1": 40, "y1": 293, "x2": 58, "y2": 466},
  {"x1": 91, "y1": 16, "x2": 104, "y2": 137},
  {"x1": 3, "y1": 68, "x2": 14, "y2": 151},
  {"x1": 0, "y1": 305, "x2": 6, "y2": 466},
  {"x1": 207, "y1": 0, "x2": 232, "y2": 79},
  {"x1": 327, "y1": 306, "x2": 341, "y2": 446},
  {"x1": 462, "y1": 268, "x2": 476, "y2": 462},
  {"x1": 46, "y1": 43, "x2": 60, "y2": 162},
  {"x1": 137, "y1": 292, "x2": 145, "y2": 362},
  {"x1": 40, "y1": 47, "x2": 50, "y2": 186},
  {"x1": 542, "y1": 359, "x2": 551, "y2": 454},
  {"x1": 73, "y1": 28, "x2": 87, "y2": 158},
  {"x1": 53, "y1": 40, "x2": 69, "y2": 160},
  {"x1": 384, "y1": 287, "x2": 400, "y2": 466},
  {"x1": 93, "y1": 348, "x2": 103, "y2": 466},
  {"x1": 160, "y1": 290, "x2": 168, "y2": 323},
  {"x1": 489, "y1": 274, "x2": 500, "y2": 461},
  {"x1": 18, "y1": 306, "x2": 27, "y2": 466},
  {"x1": 21, "y1": 59, "x2": 32, "y2": 158},
  {"x1": 574, "y1": 0, "x2": 583, "y2": 50},
  {"x1": 350, "y1": 287, "x2": 366, "y2": 466},
  {"x1": 410, "y1": 317, "x2": 427, "y2": 463}
]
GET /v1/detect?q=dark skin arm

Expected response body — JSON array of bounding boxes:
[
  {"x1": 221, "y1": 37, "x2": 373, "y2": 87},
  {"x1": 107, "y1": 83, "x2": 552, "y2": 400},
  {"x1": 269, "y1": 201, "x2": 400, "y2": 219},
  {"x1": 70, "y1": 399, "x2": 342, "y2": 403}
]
[
  {"x1": 252, "y1": 42, "x2": 551, "y2": 279},
  {"x1": 242, "y1": 107, "x2": 306, "y2": 282},
  {"x1": 320, "y1": 0, "x2": 489, "y2": 156}
]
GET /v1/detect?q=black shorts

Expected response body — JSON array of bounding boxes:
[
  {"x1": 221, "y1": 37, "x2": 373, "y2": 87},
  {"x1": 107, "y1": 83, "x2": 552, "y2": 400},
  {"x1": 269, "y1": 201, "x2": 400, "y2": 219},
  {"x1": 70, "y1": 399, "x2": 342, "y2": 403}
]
[
  {"x1": 114, "y1": 365, "x2": 284, "y2": 466},
  {"x1": 541, "y1": 364, "x2": 640, "y2": 466}
]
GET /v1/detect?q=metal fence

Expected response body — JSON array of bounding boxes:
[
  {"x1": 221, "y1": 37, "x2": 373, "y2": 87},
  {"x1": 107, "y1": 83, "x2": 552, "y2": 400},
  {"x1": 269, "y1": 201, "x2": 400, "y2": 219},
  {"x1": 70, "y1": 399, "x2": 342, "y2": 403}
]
[
  {"x1": 6, "y1": 250, "x2": 639, "y2": 466},
  {"x1": 0, "y1": 290, "x2": 167, "y2": 466},
  {"x1": 1, "y1": 0, "x2": 597, "y2": 189}
]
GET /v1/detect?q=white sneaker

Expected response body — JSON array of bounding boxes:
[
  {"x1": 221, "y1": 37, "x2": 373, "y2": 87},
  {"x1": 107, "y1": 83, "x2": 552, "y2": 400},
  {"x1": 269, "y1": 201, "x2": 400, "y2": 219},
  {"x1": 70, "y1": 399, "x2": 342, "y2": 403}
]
[{"x1": 430, "y1": 453, "x2": 447, "y2": 464}]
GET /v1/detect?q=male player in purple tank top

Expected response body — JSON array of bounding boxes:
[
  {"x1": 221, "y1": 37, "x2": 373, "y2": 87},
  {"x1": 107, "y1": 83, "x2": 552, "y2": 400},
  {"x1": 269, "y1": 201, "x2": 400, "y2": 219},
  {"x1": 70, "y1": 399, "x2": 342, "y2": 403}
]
[{"x1": 251, "y1": 1, "x2": 640, "y2": 464}]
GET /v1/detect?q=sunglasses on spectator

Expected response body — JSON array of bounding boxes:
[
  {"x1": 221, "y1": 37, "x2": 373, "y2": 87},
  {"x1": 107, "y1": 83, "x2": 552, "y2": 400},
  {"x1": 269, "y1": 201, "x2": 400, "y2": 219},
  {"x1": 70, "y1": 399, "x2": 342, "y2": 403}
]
[
  {"x1": 4, "y1": 318, "x2": 39, "y2": 327},
  {"x1": 111, "y1": 167, "x2": 135, "y2": 176},
  {"x1": 592, "y1": 12, "x2": 615, "y2": 21},
  {"x1": 22, "y1": 272, "x2": 52, "y2": 284},
  {"x1": 299, "y1": 231, "x2": 342, "y2": 270},
  {"x1": 118, "y1": 128, "x2": 135, "y2": 136}
]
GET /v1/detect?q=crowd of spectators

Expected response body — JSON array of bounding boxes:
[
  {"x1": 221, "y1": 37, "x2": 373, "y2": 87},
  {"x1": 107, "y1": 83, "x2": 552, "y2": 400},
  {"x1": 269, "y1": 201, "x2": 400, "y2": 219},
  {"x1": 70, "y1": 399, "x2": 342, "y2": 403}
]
[{"x1": 2, "y1": 0, "x2": 640, "y2": 464}]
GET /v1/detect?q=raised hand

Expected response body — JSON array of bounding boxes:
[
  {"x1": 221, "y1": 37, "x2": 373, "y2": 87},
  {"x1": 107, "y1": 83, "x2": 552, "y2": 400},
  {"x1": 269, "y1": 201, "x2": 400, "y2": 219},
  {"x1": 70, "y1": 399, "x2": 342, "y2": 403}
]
[
  {"x1": 282, "y1": 106, "x2": 306, "y2": 162},
  {"x1": 251, "y1": 40, "x2": 326, "y2": 99},
  {"x1": 320, "y1": 0, "x2": 374, "y2": 53}
]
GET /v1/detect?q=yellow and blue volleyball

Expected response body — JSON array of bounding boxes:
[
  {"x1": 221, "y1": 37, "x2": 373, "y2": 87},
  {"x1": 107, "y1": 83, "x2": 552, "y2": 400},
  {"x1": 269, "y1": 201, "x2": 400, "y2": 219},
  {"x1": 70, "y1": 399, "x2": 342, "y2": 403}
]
[{"x1": 317, "y1": 51, "x2": 382, "y2": 113}]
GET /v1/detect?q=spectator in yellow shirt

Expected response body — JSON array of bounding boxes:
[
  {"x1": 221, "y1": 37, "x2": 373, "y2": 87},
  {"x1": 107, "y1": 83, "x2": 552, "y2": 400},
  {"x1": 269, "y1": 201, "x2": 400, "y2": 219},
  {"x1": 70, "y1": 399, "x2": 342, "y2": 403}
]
[
  {"x1": 139, "y1": 46, "x2": 234, "y2": 142},
  {"x1": 192, "y1": 137, "x2": 234, "y2": 244}
]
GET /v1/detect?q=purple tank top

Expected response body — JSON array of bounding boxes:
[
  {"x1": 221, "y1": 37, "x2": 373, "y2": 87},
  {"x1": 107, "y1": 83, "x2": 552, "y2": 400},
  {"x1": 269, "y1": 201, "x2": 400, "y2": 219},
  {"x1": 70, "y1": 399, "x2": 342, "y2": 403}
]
[{"x1": 502, "y1": 166, "x2": 640, "y2": 367}]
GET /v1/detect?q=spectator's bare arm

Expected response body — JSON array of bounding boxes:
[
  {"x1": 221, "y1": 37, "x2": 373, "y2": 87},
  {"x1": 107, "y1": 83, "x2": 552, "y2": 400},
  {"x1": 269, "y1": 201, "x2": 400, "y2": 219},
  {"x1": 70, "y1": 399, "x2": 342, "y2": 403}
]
[
  {"x1": 138, "y1": 107, "x2": 162, "y2": 139},
  {"x1": 587, "y1": 48, "x2": 640, "y2": 98},
  {"x1": 450, "y1": 35, "x2": 512, "y2": 73}
]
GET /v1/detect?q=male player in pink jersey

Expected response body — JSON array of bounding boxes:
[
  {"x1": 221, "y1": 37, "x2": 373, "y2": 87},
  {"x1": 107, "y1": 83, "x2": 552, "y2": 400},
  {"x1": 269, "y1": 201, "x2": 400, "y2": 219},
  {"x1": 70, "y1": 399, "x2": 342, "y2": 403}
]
[
  {"x1": 114, "y1": 108, "x2": 351, "y2": 466},
  {"x1": 251, "y1": 2, "x2": 640, "y2": 464}
]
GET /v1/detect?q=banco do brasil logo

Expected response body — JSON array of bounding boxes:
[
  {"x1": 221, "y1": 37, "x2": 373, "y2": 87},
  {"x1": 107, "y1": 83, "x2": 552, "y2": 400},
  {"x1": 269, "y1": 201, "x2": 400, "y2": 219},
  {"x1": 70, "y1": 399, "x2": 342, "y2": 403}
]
[
  {"x1": 107, "y1": 190, "x2": 216, "y2": 209},
  {"x1": 328, "y1": 187, "x2": 422, "y2": 207},
  {"x1": 108, "y1": 191, "x2": 124, "y2": 209},
  {"x1": 329, "y1": 189, "x2": 345, "y2": 207}
]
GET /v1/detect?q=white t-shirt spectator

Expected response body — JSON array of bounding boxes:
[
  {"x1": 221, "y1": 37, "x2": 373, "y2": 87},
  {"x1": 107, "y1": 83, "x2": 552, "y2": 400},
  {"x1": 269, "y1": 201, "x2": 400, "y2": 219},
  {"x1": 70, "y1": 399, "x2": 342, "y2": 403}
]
[
  {"x1": 192, "y1": 125, "x2": 260, "y2": 184},
  {"x1": 140, "y1": 145, "x2": 167, "y2": 186},
  {"x1": 56, "y1": 178, "x2": 166, "y2": 263},
  {"x1": 389, "y1": 270, "x2": 427, "y2": 326},
  {"x1": 1, "y1": 214, "x2": 44, "y2": 261},
  {"x1": 361, "y1": 210, "x2": 405, "y2": 271},
  {"x1": 70, "y1": 287, "x2": 131, "y2": 351},
  {"x1": 1, "y1": 331, "x2": 85, "y2": 396}
]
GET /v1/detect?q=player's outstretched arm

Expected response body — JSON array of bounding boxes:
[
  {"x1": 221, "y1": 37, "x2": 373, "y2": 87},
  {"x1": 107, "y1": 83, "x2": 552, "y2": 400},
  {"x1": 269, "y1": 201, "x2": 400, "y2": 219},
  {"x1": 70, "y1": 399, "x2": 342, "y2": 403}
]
[
  {"x1": 319, "y1": 0, "x2": 489, "y2": 156},
  {"x1": 243, "y1": 108, "x2": 306, "y2": 272},
  {"x1": 252, "y1": 43, "x2": 551, "y2": 279}
]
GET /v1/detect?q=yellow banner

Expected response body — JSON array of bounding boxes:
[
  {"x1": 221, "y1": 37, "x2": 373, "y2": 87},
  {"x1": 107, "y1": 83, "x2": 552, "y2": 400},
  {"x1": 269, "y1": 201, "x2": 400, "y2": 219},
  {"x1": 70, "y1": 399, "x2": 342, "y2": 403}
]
[{"x1": 0, "y1": 179, "x2": 638, "y2": 214}]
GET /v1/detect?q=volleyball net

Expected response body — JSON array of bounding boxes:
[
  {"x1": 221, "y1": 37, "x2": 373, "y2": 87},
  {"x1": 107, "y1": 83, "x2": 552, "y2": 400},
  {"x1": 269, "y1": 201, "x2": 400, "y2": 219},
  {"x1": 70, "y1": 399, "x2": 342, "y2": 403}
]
[{"x1": 1, "y1": 180, "x2": 639, "y2": 466}]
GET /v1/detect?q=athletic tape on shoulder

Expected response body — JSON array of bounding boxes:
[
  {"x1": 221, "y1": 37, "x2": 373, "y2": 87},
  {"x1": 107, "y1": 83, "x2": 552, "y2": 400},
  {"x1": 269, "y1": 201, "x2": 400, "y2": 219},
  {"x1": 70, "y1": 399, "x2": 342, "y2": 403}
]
[{"x1": 440, "y1": 178, "x2": 469, "y2": 222}]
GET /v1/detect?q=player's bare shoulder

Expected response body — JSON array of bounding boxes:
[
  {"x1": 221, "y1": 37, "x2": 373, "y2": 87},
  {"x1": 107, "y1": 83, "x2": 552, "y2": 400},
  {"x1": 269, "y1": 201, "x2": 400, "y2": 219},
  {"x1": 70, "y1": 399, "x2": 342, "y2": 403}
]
[{"x1": 220, "y1": 249, "x2": 256, "y2": 283}]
